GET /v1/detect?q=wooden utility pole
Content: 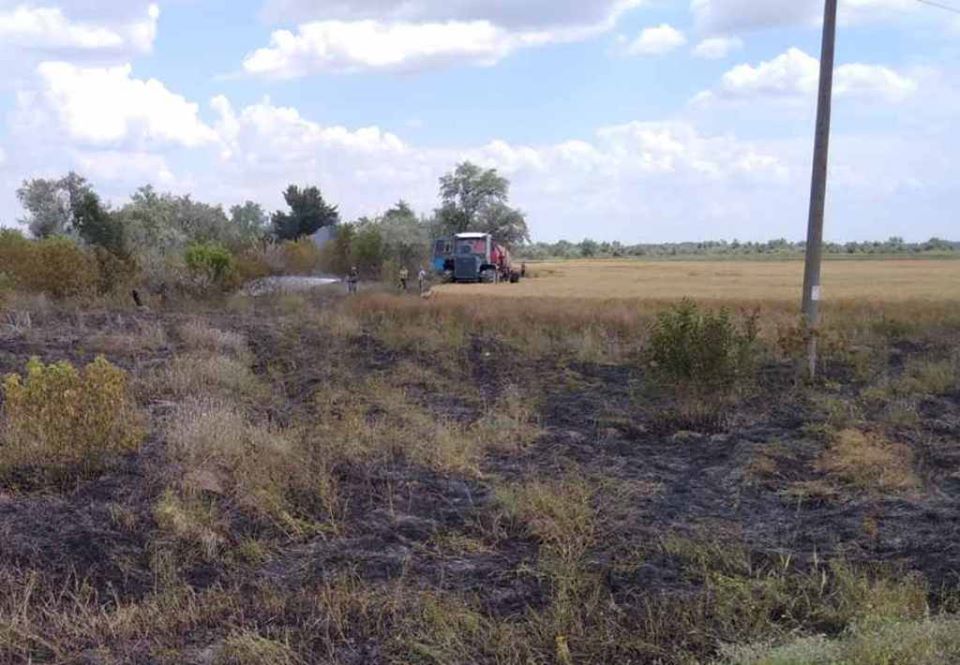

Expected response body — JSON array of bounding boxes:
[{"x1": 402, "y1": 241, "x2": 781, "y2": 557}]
[{"x1": 801, "y1": 0, "x2": 838, "y2": 380}]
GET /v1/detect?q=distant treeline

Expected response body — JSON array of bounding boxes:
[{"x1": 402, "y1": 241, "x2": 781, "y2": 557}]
[{"x1": 515, "y1": 237, "x2": 960, "y2": 260}]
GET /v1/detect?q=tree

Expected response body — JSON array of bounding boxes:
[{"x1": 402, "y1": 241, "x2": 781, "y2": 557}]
[
  {"x1": 351, "y1": 223, "x2": 385, "y2": 277},
  {"x1": 579, "y1": 238, "x2": 599, "y2": 258},
  {"x1": 16, "y1": 172, "x2": 94, "y2": 239},
  {"x1": 73, "y1": 190, "x2": 126, "y2": 256},
  {"x1": 272, "y1": 185, "x2": 339, "y2": 241},
  {"x1": 230, "y1": 201, "x2": 268, "y2": 243},
  {"x1": 379, "y1": 200, "x2": 430, "y2": 269},
  {"x1": 435, "y1": 162, "x2": 529, "y2": 247}
]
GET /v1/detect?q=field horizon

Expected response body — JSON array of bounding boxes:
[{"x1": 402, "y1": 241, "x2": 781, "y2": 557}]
[{"x1": 435, "y1": 258, "x2": 960, "y2": 302}]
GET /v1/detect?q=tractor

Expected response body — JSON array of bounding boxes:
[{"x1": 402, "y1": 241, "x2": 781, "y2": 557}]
[{"x1": 432, "y1": 233, "x2": 520, "y2": 284}]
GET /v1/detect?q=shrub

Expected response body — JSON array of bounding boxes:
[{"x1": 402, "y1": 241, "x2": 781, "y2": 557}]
[
  {"x1": 0, "y1": 272, "x2": 13, "y2": 307},
  {"x1": 1, "y1": 356, "x2": 143, "y2": 484},
  {"x1": 281, "y1": 237, "x2": 323, "y2": 275},
  {"x1": 185, "y1": 242, "x2": 236, "y2": 292},
  {"x1": 0, "y1": 235, "x2": 99, "y2": 299},
  {"x1": 648, "y1": 300, "x2": 759, "y2": 403}
]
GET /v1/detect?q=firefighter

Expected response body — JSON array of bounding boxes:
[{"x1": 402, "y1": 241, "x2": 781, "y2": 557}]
[
  {"x1": 347, "y1": 266, "x2": 359, "y2": 294},
  {"x1": 399, "y1": 266, "x2": 409, "y2": 291},
  {"x1": 418, "y1": 266, "x2": 428, "y2": 295}
]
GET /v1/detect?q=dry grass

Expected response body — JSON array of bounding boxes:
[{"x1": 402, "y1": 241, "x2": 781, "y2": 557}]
[
  {"x1": 721, "y1": 617, "x2": 960, "y2": 665},
  {"x1": 147, "y1": 352, "x2": 266, "y2": 403},
  {"x1": 436, "y1": 259, "x2": 960, "y2": 302},
  {"x1": 178, "y1": 319, "x2": 248, "y2": 358},
  {"x1": 816, "y1": 429, "x2": 919, "y2": 493},
  {"x1": 166, "y1": 401, "x2": 335, "y2": 533}
]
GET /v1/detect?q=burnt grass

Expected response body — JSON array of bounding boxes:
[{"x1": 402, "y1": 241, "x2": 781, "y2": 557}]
[{"x1": 2, "y1": 295, "x2": 960, "y2": 662}]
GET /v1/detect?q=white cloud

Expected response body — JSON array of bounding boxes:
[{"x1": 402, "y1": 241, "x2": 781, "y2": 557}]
[
  {"x1": 692, "y1": 36, "x2": 743, "y2": 59},
  {"x1": 33, "y1": 62, "x2": 217, "y2": 147},
  {"x1": 72, "y1": 149, "x2": 175, "y2": 186},
  {"x1": 697, "y1": 48, "x2": 918, "y2": 103},
  {"x1": 260, "y1": 0, "x2": 643, "y2": 30},
  {"x1": 244, "y1": 20, "x2": 517, "y2": 76},
  {"x1": 0, "y1": 4, "x2": 159, "y2": 52},
  {"x1": 691, "y1": 0, "x2": 918, "y2": 34},
  {"x1": 244, "y1": 1, "x2": 643, "y2": 76},
  {"x1": 624, "y1": 24, "x2": 687, "y2": 56}
]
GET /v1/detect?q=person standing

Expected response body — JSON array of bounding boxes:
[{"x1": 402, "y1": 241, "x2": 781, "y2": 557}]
[
  {"x1": 347, "y1": 266, "x2": 359, "y2": 294},
  {"x1": 399, "y1": 266, "x2": 409, "y2": 291},
  {"x1": 418, "y1": 267, "x2": 428, "y2": 295}
]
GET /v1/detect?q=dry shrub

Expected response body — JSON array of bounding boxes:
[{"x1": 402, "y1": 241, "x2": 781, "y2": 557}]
[
  {"x1": 178, "y1": 319, "x2": 248, "y2": 358},
  {"x1": 281, "y1": 238, "x2": 323, "y2": 275},
  {"x1": 0, "y1": 356, "x2": 143, "y2": 484},
  {"x1": 167, "y1": 401, "x2": 335, "y2": 531},
  {"x1": 816, "y1": 429, "x2": 919, "y2": 492},
  {"x1": 234, "y1": 248, "x2": 275, "y2": 283},
  {"x1": 0, "y1": 236, "x2": 99, "y2": 299},
  {"x1": 85, "y1": 321, "x2": 167, "y2": 358}
]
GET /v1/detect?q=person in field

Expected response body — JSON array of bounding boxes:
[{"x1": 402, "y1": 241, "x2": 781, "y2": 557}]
[
  {"x1": 399, "y1": 266, "x2": 409, "y2": 291},
  {"x1": 347, "y1": 266, "x2": 359, "y2": 294},
  {"x1": 418, "y1": 267, "x2": 428, "y2": 295}
]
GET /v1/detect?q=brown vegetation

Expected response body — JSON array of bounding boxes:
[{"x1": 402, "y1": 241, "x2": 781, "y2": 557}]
[{"x1": 0, "y1": 283, "x2": 958, "y2": 664}]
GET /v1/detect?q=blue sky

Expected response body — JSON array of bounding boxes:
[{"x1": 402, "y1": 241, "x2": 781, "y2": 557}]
[{"x1": 0, "y1": 0, "x2": 958, "y2": 242}]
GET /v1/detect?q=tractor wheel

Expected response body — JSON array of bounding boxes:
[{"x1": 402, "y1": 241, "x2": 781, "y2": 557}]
[{"x1": 509, "y1": 271, "x2": 520, "y2": 284}]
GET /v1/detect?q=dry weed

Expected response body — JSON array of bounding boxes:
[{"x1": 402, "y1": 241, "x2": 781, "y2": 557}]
[{"x1": 816, "y1": 429, "x2": 919, "y2": 493}]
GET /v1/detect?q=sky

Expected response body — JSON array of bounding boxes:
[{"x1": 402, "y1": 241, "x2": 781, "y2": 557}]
[{"x1": 0, "y1": 0, "x2": 957, "y2": 243}]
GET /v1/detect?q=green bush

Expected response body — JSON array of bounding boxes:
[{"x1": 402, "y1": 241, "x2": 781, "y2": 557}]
[
  {"x1": 185, "y1": 242, "x2": 236, "y2": 292},
  {"x1": 1, "y1": 357, "x2": 144, "y2": 485},
  {"x1": 648, "y1": 300, "x2": 758, "y2": 405}
]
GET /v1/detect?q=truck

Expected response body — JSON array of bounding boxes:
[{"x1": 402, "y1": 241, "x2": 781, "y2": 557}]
[{"x1": 432, "y1": 233, "x2": 520, "y2": 284}]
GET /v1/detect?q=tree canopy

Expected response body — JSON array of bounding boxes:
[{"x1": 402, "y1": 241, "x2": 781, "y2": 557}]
[
  {"x1": 435, "y1": 162, "x2": 529, "y2": 247},
  {"x1": 271, "y1": 185, "x2": 339, "y2": 241}
]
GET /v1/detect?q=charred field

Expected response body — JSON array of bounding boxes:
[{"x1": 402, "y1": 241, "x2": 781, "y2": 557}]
[{"x1": 1, "y1": 290, "x2": 960, "y2": 664}]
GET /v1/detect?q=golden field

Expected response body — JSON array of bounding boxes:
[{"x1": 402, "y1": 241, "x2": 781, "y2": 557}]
[{"x1": 435, "y1": 259, "x2": 960, "y2": 302}]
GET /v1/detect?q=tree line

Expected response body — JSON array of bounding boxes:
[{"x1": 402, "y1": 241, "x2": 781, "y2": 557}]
[
  {"x1": 517, "y1": 237, "x2": 960, "y2": 261},
  {"x1": 1, "y1": 161, "x2": 530, "y2": 297}
]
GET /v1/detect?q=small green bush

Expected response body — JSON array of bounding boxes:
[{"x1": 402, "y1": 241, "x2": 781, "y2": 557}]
[
  {"x1": 185, "y1": 242, "x2": 237, "y2": 292},
  {"x1": 648, "y1": 300, "x2": 759, "y2": 404},
  {"x1": 1, "y1": 357, "x2": 144, "y2": 485}
]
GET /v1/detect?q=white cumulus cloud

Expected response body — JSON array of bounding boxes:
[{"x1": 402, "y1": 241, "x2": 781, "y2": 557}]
[
  {"x1": 624, "y1": 24, "x2": 687, "y2": 56},
  {"x1": 692, "y1": 36, "x2": 743, "y2": 59},
  {"x1": 244, "y1": 1, "x2": 644, "y2": 76},
  {"x1": 696, "y1": 48, "x2": 918, "y2": 103},
  {"x1": 0, "y1": 3, "x2": 159, "y2": 52},
  {"x1": 259, "y1": 0, "x2": 643, "y2": 30},
  {"x1": 33, "y1": 61, "x2": 218, "y2": 147},
  {"x1": 243, "y1": 20, "x2": 518, "y2": 76},
  {"x1": 691, "y1": 0, "x2": 918, "y2": 34}
]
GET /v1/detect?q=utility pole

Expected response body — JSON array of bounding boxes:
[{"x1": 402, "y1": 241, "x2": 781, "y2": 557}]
[{"x1": 801, "y1": 0, "x2": 838, "y2": 380}]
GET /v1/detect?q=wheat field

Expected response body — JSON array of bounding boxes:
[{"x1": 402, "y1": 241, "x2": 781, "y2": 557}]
[{"x1": 434, "y1": 259, "x2": 960, "y2": 302}]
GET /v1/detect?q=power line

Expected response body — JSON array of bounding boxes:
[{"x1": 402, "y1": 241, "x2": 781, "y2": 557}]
[{"x1": 916, "y1": 0, "x2": 960, "y2": 14}]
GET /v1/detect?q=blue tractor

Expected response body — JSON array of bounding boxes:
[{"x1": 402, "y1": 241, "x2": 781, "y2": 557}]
[{"x1": 432, "y1": 233, "x2": 518, "y2": 284}]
